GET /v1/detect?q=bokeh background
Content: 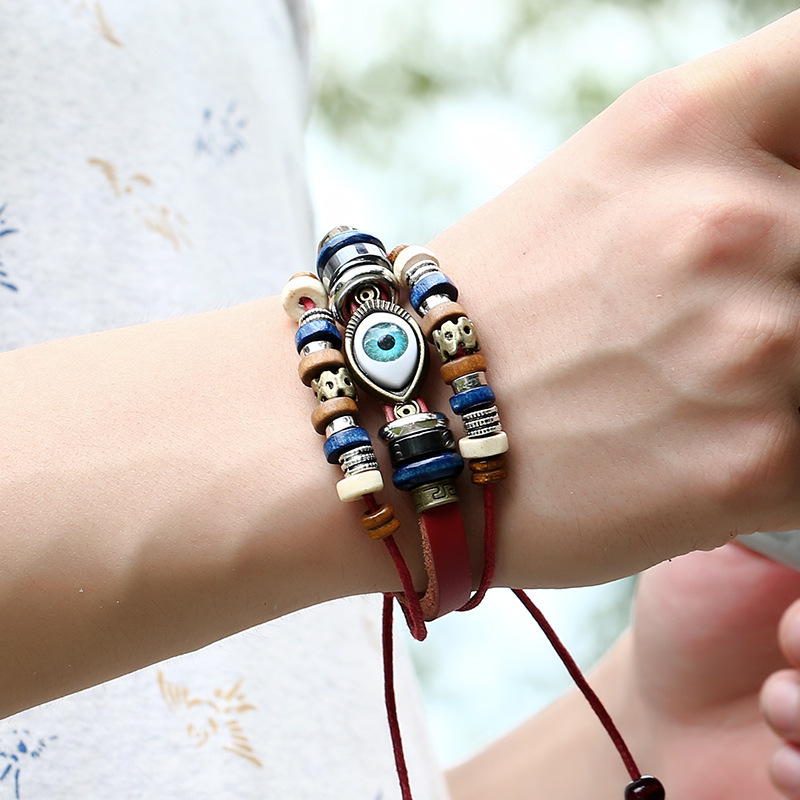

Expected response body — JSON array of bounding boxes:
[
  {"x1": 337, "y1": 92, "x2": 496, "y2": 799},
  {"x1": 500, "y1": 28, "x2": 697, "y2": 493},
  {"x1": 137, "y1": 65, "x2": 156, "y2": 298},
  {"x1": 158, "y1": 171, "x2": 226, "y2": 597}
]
[{"x1": 306, "y1": 0, "x2": 797, "y2": 768}]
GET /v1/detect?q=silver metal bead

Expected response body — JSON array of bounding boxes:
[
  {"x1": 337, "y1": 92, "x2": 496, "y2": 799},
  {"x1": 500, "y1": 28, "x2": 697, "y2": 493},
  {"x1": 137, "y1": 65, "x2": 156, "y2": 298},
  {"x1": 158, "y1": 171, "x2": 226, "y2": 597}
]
[
  {"x1": 329, "y1": 262, "x2": 398, "y2": 322},
  {"x1": 379, "y1": 411, "x2": 450, "y2": 442},
  {"x1": 325, "y1": 414, "x2": 358, "y2": 437},
  {"x1": 451, "y1": 371, "x2": 488, "y2": 394},
  {"x1": 411, "y1": 480, "x2": 459, "y2": 514},
  {"x1": 339, "y1": 444, "x2": 380, "y2": 476},
  {"x1": 301, "y1": 339, "x2": 334, "y2": 358},
  {"x1": 299, "y1": 306, "x2": 337, "y2": 327},
  {"x1": 312, "y1": 367, "x2": 358, "y2": 402},
  {"x1": 418, "y1": 293, "x2": 452, "y2": 315},
  {"x1": 462, "y1": 405, "x2": 503, "y2": 438},
  {"x1": 432, "y1": 316, "x2": 479, "y2": 360}
]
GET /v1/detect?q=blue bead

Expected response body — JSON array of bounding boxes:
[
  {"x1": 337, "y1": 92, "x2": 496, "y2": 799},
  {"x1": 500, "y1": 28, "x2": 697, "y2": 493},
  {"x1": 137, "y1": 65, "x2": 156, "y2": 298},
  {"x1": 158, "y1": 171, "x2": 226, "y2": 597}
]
[
  {"x1": 450, "y1": 385, "x2": 496, "y2": 415},
  {"x1": 409, "y1": 272, "x2": 458, "y2": 313},
  {"x1": 295, "y1": 319, "x2": 342, "y2": 353},
  {"x1": 392, "y1": 452, "x2": 464, "y2": 491},
  {"x1": 316, "y1": 230, "x2": 386, "y2": 278},
  {"x1": 323, "y1": 427, "x2": 372, "y2": 464}
]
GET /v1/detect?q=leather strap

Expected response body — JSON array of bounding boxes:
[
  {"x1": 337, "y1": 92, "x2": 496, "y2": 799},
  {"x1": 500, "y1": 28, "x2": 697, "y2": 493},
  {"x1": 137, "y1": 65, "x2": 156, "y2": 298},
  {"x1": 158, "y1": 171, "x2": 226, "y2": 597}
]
[{"x1": 417, "y1": 502, "x2": 472, "y2": 620}]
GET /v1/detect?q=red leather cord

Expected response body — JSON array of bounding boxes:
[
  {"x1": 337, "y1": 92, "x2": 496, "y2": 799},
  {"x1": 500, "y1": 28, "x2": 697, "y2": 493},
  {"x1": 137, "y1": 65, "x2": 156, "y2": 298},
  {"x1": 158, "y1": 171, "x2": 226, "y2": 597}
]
[
  {"x1": 417, "y1": 502, "x2": 473, "y2": 620},
  {"x1": 459, "y1": 483, "x2": 496, "y2": 611},
  {"x1": 512, "y1": 588, "x2": 642, "y2": 783}
]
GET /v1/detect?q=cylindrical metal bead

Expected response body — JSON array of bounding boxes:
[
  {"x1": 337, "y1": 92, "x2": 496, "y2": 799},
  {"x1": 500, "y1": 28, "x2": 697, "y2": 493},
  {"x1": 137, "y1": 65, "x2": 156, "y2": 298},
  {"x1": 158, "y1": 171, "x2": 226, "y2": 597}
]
[
  {"x1": 411, "y1": 480, "x2": 460, "y2": 513},
  {"x1": 339, "y1": 444, "x2": 380, "y2": 476},
  {"x1": 462, "y1": 405, "x2": 503, "y2": 438}
]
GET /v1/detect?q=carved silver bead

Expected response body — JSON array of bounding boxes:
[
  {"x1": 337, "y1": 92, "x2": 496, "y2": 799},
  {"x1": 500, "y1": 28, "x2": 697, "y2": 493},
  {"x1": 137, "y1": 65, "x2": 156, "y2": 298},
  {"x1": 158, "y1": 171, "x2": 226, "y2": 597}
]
[
  {"x1": 432, "y1": 316, "x2": 479, "y2": 360},
  {"x1": 462, "y1": 405, "x2": 503, "y2": 438},
  {"x1": 339, "y1": 444, "x2": 380, "y2": 476},
  {"x1": 329, "y1": 262, "x2": 398, "y2": 322},
  {"x1": 312, "y1": 367, "x2": 358, "y2": 402}
]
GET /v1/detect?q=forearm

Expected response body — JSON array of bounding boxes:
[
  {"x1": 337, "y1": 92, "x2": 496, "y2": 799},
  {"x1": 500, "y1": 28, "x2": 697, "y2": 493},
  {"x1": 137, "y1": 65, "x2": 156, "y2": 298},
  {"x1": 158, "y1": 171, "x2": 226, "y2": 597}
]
[
  {"x1": 0, "y1": 297, "x2": 416, "y2": 717},
  {"x1": 446, "y1": 636, "x2": 644, "y2": 800}
]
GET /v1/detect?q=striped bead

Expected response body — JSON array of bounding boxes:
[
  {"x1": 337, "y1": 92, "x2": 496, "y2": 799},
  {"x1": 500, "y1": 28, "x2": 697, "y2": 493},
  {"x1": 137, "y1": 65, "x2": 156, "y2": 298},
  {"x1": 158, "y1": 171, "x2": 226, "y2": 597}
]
[
  {"x1": 295, "y1": 319, "x2": 342, "y2": 353},
  {"x1": 409, "y1": 272, "x2": 458, "y2": 313}
]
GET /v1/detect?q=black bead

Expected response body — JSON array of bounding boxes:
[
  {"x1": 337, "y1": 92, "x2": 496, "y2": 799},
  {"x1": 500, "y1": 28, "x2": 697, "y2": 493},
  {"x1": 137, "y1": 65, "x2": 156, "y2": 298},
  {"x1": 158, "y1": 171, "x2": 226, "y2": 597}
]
[
  {"x1": 385, "y1": 427, "x2": 456, "y2": 467},
  {"x1": 624, "y1": 776, "x2": 665, "y2": 800}
]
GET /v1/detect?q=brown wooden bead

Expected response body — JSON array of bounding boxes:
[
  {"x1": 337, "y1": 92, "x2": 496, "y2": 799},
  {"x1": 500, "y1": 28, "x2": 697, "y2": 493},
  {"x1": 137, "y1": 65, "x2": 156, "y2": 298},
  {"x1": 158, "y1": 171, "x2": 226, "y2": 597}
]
[
  {"x1": 310, "y1": 396, "x2": 359, "y2": 435},
  {"x1": 468, "y1": 455, "x2": 507, "y2": 485},
  {"x1": 298, "y1": 348, "x2": 345, "y2": 386},
  {"x1": 420, "y1": 301, "x2": 468, "y2": 339},
  {"x1": 360, "y1": 503, "x2": 401, "y2": 540},
  {"x1": 440, "y1": 353, "x2": 488, "y2": 384}
]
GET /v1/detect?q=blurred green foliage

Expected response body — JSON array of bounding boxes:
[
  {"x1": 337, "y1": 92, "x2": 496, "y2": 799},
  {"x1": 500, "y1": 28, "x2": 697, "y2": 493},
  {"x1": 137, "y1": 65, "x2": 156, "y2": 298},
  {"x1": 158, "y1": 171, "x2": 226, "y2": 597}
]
[{"x1": 312, "y1": 0, "x2": 798, "y2": 155}]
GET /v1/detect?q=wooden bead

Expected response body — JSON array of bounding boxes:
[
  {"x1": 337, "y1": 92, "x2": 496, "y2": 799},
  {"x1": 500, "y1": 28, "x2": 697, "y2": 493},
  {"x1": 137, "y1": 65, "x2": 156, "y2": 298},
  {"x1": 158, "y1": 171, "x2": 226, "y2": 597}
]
[
  {"x1": 337, "y1": 469, "x2": 384, "y2": 503},
  {"x1": 420, "y1": 300, "x2": 468, "y2": 339},
  {"x1": 468, "y1": 455, "x2": 507, "y2": 485},
  {"x1": 390, "y1": 244, "x2": 439, "y2": 284},
  {"x1": 459, "y1": 431, "x2": 509, "y2": 460},
  {"x1": 310, "y1": 396, "x2": 359, "y2": 435},
  {"x1": 440, "y1": 353, "x2": 488, "y2": 384},
  {"x1": 298, "y1": 348, "x2": 345, "y2": 386},
  {"x1": 281, "y1": 272, "x2": 328, "y2": 321},
  {"x1": 360, "y1": 502, "x2": 401, "y2": 540}
]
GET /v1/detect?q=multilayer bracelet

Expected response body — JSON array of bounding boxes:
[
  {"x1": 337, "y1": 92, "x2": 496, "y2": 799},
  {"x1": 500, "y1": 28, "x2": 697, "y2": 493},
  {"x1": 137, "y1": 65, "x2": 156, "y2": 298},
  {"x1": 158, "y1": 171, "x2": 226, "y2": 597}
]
[{"x1": 281, "y1": 227, "x2": 664, "y2": 800}]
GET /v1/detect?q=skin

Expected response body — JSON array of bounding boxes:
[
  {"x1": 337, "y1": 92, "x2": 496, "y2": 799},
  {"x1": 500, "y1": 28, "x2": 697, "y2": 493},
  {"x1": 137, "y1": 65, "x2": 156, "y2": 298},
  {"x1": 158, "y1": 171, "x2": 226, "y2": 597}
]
[
  {"x1": 448, "y1": 544, "x2": 800, "y2": 800},
  {"x1": 2, "y1": 8, "x2": 800, "y2": 768}
]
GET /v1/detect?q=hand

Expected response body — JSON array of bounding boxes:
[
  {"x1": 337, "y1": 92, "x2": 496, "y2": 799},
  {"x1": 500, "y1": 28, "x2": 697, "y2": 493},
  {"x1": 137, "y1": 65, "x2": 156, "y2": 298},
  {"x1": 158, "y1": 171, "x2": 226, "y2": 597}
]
[
  {"x1": 448, "y1": 543, "x2": 799, "y2": 799},
  {"x1": 627, "y1": 544, "x2": 800, "y2": 799},
  {"x1": 758, "y1": 577, "x2": 800, "y2": 797},
  {"x1": 428, "y1": 10, "x2": 800, "y2": 588}
]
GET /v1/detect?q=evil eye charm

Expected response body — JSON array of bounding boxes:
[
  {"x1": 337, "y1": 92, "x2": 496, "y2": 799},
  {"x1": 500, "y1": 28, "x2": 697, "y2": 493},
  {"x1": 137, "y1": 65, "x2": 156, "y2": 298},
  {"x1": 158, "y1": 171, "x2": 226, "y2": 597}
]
[{"x1": 345, "y1": 300, "x2": 428, "y2": 403}]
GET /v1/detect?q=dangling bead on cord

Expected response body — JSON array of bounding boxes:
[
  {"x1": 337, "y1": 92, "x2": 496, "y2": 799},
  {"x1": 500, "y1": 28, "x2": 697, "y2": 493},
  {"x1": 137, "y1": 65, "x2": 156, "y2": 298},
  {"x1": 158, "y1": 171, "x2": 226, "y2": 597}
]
[{"x1": 625, "y1": 776, "x2": 666, "y2": 799}]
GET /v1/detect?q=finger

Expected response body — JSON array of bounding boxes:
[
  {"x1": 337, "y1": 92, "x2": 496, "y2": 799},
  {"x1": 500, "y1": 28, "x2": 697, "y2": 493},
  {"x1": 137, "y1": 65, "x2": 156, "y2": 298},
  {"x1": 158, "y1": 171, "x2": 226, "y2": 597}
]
[
  {"x1": 763, "y1": 670, "x2": 800, "y2": 742},
  {"x1": 780, "y1": 600, "x2": 800, "y2": 668},
  {"x1": 771, "y1": 743, "x2": 800, "y2": 800}
]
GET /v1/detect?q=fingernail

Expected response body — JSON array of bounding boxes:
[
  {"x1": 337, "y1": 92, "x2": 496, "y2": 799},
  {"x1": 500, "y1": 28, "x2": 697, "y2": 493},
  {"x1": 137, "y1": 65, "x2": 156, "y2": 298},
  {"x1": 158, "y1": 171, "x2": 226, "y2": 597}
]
[
  {"x1": 764, "y1": 675, "x2": 800, "y2": 738},
  {"x1": 772, "y1": 745, "x2": 800, "y2": 794}
]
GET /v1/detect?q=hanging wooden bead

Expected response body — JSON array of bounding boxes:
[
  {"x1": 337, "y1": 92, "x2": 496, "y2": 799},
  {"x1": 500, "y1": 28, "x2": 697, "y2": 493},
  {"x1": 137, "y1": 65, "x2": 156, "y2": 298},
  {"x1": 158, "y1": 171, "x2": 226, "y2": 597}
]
[
  {"x1": 360, "y1": 502, "x2": 401, "y2": 540},
  {"x1": 468, "y1": 456, "x2": 507, "y2": 485}
]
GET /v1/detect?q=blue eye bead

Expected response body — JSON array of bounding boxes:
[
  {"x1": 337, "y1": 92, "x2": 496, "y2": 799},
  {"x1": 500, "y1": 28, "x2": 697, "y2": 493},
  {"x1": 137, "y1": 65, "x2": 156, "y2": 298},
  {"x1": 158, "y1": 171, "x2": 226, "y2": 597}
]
[
  {"x1": 449, "y1": 385, "x2": 496, "y2": 416},
  {"x1": 362, "y1": 322, "x2": 408, "y2": 363},
  {"x1": 323, "y1": 427, "x2": 372, "y2": 464},
  {"x1": 392, "y1": 452, "x2": 464, "y2": 491},
  {"x1": 409, "y1": 272, "x2": 458, "y2": 314},
  {"x1": 295, "y1": 319, "x2": 343, "y2": 354}
]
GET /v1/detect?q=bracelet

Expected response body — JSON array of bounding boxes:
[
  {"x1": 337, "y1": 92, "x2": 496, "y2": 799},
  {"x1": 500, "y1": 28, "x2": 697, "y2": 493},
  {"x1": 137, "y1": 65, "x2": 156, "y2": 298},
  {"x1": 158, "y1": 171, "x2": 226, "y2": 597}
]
[{"x1": 281, "y1": 227, "x2": 663, "y2": 800}]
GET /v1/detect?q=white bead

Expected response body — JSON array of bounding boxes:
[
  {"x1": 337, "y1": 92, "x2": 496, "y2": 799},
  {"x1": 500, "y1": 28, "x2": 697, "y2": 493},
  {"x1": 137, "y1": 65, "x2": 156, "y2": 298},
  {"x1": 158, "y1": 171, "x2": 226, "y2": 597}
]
[
  {"x1": 391, "y1": 245, "x2": 439, "y2": 284},
  {"x1": 280, "y1": 274, "x2": 328, "y2": 321},
  {"x1": 458, "y1": 431, "x2": 509, "y2": 460},
  {"x1": 336, "y1": 469, "x2": 384, "y2": 503}
]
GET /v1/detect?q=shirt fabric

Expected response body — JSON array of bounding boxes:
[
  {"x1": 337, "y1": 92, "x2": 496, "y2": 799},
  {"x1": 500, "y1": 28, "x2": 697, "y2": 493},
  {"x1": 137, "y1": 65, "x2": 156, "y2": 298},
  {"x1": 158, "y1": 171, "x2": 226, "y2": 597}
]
[{"x1": 0, "y1": 3, "x2": 447, "y2": 797}]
